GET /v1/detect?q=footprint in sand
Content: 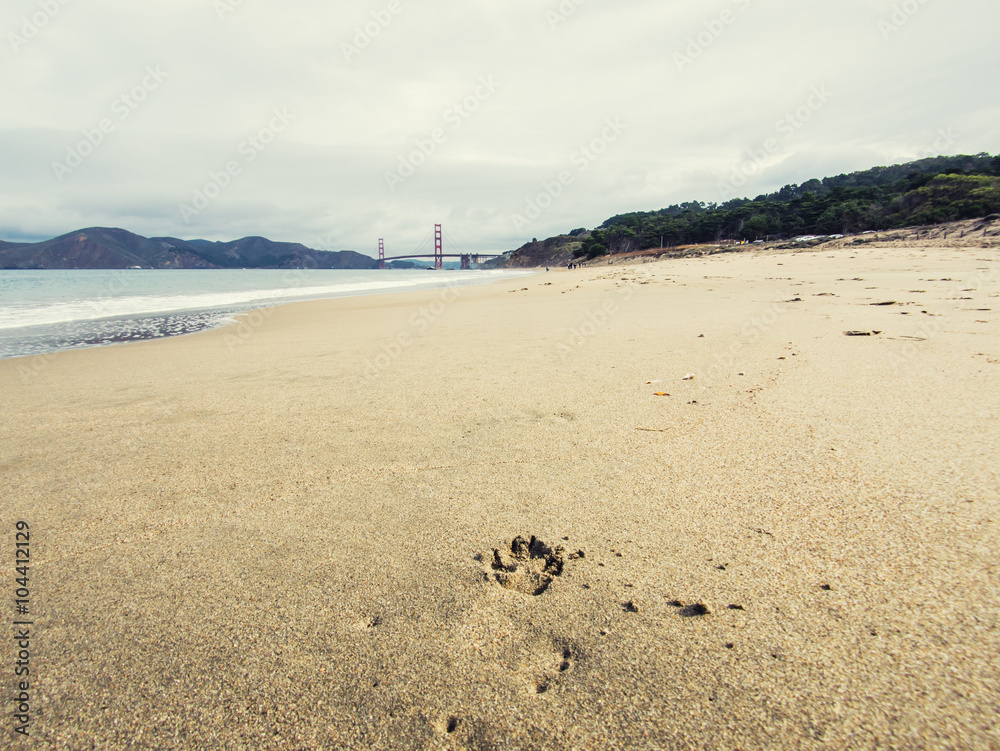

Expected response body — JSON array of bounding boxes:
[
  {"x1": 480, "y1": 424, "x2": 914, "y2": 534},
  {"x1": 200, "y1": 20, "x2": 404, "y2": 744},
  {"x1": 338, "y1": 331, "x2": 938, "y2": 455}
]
[
  {"x1": 535, "y1": 645, "x2": 576, "y2": 694},
  {"x1": 489, "y1": 535, "x2": 566, "y2": 595}
]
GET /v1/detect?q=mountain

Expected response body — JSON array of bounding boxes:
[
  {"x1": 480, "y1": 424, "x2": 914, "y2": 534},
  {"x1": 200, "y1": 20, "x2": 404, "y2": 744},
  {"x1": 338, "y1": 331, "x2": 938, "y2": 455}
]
[
  {"x1": 0, "y1": 228, "x2": 377, "y2": 270},
  {"x1": 0, "y1": 228, "x2": 211, "y2": 269},
  {"x1": 177, "y1": 236, "x2": 377, "y2": 269}
]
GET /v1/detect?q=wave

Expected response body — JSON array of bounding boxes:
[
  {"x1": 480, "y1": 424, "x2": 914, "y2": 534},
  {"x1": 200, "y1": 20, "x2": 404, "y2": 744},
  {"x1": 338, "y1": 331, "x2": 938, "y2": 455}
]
[{"x1": 0, "y1": 270, "x2": 529, "y2": 330}]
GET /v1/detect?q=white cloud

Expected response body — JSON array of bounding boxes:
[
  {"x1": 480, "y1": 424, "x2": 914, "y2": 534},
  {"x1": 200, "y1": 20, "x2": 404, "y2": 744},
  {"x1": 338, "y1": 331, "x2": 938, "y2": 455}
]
[{"x1": 0, "y1": 0, "x2": 996, "y2": 250}]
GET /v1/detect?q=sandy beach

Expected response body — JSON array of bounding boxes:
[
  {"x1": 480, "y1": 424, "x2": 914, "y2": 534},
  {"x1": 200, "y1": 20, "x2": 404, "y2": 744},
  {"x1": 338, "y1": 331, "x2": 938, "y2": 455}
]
[{"x1": 2, "y1": 244, "x2": 998, "y2": 750}]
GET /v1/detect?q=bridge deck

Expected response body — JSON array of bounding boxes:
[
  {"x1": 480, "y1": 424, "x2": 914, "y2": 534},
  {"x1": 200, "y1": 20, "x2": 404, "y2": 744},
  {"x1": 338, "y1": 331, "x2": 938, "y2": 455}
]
[{"x1": 382, "y1": 253, "x2": 501, "y2": 261}]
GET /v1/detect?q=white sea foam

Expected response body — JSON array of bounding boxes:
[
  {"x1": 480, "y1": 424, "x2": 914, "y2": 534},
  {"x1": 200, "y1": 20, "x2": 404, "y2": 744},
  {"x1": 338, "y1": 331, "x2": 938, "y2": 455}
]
[{"x1": 0, "y1": 269, "x2": 530, "y2": 330}]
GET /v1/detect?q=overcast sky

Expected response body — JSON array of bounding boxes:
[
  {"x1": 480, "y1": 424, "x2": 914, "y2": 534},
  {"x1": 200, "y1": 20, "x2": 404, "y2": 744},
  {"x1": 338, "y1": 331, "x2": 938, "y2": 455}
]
[{"x1": 1, "y1": 0, "x2": 997, "y2": 254}]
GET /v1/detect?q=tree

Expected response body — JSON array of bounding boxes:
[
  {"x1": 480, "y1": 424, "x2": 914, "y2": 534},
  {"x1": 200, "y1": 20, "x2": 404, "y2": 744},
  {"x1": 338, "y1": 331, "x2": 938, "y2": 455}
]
[
  {"x1": 742, "y1": 213, "x2": 777, "y2": 240},
  {"x1": 570, "y1": 153, "x2": 996, "y2": 249},
  {"x1": 580, "y1": 230, "x2": 608, "y2": 259}
]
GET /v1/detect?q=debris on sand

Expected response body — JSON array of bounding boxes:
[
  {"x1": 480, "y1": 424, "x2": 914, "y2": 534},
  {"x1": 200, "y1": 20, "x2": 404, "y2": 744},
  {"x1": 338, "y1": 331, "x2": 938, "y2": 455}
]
[{"x1": 679, "y1": 603, "x2": 710, "y2": 617}]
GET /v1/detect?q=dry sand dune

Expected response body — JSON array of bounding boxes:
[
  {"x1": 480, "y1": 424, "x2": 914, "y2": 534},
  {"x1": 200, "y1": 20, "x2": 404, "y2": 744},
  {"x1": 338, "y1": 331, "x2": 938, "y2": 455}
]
[{"x1": 2, "y1": 245, "x2": 998, "y2": 750}]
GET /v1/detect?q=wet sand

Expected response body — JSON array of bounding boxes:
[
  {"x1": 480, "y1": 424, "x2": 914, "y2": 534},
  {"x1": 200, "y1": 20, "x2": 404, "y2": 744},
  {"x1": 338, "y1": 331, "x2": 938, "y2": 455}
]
[{"x1": 2, "y1": 245, "x2": 998, "y2": 750}]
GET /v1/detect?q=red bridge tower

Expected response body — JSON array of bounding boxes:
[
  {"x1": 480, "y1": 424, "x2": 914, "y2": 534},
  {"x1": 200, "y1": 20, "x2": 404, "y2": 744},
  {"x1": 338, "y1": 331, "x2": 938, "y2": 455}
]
[{"x1": 434, "y1": 224, "x2": 443, "y2": 269}]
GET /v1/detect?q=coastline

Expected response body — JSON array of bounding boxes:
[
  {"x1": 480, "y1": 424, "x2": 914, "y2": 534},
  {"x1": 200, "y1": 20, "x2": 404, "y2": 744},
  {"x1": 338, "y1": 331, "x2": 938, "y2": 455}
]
[
  {"x1": 0, "y1": 268, "x2": 535, "y2": 361},
  {"x1": 2, "y1": 245, "x2": 998, "y2": 749}
]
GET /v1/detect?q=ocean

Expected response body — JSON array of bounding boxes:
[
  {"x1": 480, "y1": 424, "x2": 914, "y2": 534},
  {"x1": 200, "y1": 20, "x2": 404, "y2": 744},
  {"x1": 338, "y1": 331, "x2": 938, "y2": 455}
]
[{"x1": 0, "y1": 268, "x2": 533, "y2": 360}]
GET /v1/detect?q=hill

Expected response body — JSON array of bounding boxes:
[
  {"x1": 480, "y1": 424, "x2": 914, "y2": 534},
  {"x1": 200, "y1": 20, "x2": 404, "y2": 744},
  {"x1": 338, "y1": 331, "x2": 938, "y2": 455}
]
[
  {"x1": 0, "y1": 228, "x2": 377, "y2": 270},
  {"x1": 174, "y1": 236, "x2": 376, "y2": 269},
  {"x1": 490, "y1": 153, "x2": 1000, "y2": 268},
  {"x1": 591, "y1": 153, "x2": 1000, "y2": 257},
  {"x1": 482, "y1": 234, "x2": 585, "y2": 269}
]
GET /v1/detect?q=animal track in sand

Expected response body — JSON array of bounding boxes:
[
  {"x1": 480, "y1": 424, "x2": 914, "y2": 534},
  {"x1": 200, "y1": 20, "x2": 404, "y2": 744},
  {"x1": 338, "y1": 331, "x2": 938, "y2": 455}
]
[
  {"x1": 490, "y1": 535, "x2": 566, "y2": 595},
  {"x1": 534, "y1": 645, "x2": 577, "y2": 695}
]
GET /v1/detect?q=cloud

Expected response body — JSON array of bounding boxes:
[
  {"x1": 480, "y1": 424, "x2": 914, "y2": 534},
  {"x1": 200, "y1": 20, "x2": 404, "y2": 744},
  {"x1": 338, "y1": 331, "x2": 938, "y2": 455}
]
[{"x1": 0, "y1": 0, "x2": 996, "y2": 250}]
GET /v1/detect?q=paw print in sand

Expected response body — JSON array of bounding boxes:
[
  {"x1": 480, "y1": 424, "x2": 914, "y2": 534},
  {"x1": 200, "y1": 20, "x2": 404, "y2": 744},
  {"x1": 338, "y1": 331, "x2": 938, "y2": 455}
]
[{"x1": 490, "y1": 536, "x2": 566, "y2": 596}]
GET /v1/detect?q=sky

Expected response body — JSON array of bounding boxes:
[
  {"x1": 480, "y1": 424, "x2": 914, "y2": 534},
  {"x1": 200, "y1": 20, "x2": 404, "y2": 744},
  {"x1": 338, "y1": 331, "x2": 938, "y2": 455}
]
[{"x1": 1, "y1": 0, "x2": 997, "y2": 255}]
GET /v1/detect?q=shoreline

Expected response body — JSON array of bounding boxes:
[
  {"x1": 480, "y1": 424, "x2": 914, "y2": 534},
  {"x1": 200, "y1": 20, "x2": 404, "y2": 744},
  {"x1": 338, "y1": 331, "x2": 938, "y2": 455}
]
[
  {"x1": 0, "y1": 267, "x2": 536, "y2": 362},
  {"x1": 2, "y1": 245, "x2": 998, "y2": 749}
]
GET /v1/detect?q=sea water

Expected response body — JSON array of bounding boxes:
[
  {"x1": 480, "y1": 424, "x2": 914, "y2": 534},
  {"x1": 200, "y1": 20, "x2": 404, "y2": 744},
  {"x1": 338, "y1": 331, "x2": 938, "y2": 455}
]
[{"x1": 0, "y1": 268, "x2": 533, "y2": 359}]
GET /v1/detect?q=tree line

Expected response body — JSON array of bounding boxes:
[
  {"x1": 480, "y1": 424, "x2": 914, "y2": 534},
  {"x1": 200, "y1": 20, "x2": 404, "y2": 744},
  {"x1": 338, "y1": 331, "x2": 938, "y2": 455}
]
[{"x1": 574, "y1": 154, "x2": 1000, "y2": 259}]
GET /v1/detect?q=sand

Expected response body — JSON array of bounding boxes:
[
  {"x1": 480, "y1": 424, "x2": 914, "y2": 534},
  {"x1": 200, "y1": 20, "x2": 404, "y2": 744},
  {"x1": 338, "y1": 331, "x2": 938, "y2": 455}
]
[{"x1": 2, "y1": 245, "x2": 998, "y2": 750}]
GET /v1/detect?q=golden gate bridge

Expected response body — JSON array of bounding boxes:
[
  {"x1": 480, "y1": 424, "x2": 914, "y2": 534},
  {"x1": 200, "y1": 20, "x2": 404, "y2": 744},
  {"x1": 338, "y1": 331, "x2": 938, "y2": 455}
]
[{"x1": 377, "y1": 224, "x2": 501, "y2": 270}]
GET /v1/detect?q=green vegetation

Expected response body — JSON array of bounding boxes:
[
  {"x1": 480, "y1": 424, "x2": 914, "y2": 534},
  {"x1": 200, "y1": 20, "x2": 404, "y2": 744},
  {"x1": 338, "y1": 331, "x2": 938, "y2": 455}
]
[
  {"x1": 581, "y1": 154, "x2": 1000, "y2": 255},
  {"x1": 574, "y1": 233, "x2": 610, "y2": 260}
]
